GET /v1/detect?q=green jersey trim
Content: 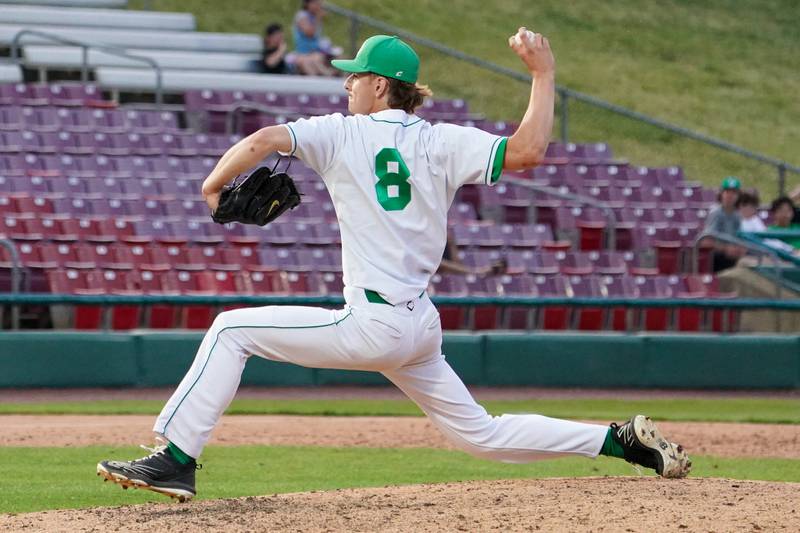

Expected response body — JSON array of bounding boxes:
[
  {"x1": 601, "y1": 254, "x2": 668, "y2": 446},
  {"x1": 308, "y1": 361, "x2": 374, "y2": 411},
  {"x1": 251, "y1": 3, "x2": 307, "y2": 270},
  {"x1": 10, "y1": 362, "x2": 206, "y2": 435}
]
[
  {"x1": 483, "y1": 136, "x2": 507, "y2": 186},
  {"x1": 491, "y1": 137, "x2": 508, "y2": 184},
  {"x1": 161, "y1": 309, "x2": 353, "y2": 433},
  {"x1": 285, "y1": 123, "x2": 298, "y2": 157},
  {"x1": 369, "y1": 115, "x2": 424, "y2": 127}
]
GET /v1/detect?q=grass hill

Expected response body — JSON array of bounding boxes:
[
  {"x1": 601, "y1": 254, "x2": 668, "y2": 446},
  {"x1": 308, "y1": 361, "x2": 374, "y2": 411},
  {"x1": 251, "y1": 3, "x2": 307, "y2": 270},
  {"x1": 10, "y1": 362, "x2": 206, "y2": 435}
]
[{"x1": 129, "y1": 0, "x2": 799, "y2": 197}]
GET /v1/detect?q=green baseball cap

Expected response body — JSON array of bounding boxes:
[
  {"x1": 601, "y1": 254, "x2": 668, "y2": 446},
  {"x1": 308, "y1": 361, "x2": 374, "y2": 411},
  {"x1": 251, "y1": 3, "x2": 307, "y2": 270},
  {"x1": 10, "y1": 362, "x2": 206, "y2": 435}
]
[
  {"x1": 721, "y1": 176, "x2": 741, "y2": 190},
  {"x1": 331, "y1": 35, "x2": 419, "y2": 84}
]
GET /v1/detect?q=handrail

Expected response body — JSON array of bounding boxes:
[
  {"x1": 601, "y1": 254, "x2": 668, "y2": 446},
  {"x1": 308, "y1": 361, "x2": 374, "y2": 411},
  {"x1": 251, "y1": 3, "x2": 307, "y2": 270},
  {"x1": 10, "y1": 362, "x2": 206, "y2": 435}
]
[
  {"x1": 325, "y1": 3, "x2": 799, "y2": 194},
  {"x1": 692, "y1": 230, "x2": 787, "y2": 303},
  {"x1": 1, "y1": 293, "x2": 799, "y2": 310},
  {"x1": 0, "y1": 238, "x2": 22, "y2": 329},
  {"x1": 738, "y1": 232, "x2": 800, "y2": 267},
  {"x1": 10, "y1": 29, "x2": 164, "y2": 107},
  {"x1": 502, "y1": 175, "x2": 617, "y2": 250}
]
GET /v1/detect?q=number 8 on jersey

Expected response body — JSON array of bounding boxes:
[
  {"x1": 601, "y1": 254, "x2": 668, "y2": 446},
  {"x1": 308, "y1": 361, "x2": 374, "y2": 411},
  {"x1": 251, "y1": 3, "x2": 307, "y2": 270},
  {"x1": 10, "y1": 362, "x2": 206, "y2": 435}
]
[{"x1": 375, "y1": 148, "x2": 411, "y2": 211}]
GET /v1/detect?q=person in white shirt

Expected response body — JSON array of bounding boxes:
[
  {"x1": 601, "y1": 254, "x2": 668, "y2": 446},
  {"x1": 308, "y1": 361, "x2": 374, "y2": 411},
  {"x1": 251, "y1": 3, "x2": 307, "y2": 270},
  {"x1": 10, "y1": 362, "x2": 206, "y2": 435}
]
[
  {"x1": 97, "y1": 30, "x2": 690, "y2": 502},
  {"x1": 738, "y1": 190, "x2": 796, "y2": 253},
  {"x1": 738, "y1": 190, "x2": 766, "y2": 232}
]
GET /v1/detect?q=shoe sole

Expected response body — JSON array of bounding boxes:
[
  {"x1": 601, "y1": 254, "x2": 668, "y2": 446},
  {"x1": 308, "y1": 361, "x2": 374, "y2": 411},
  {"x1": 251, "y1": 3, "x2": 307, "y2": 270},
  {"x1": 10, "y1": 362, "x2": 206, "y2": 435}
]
[
  {"x1": 96, "y1": 463, "x2": 195, "y2": 503},
  {"x1": 631, "y1": 415, "x2": 691, "y2": 478}
]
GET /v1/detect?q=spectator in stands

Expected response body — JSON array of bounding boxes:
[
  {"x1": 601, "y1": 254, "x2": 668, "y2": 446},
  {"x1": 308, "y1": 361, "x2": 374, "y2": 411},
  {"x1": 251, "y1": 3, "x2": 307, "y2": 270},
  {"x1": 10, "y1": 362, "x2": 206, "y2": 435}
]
[
  {"x1": 767, "y1": 196, "x2": 800, "y2": 251},
  {"x1": 262, "y1": 23, "x2": 290, "y2": 74},
  {"x1": 703, "y1": 176, "x2": 745, "y2": 271},
  {"x1": 737, "y1": 190, "x2": 796, "y2": 255},
  {"x1": 737, "y1": 190, "x2": 766, "y2": 232},
  {"x1": 292, "y1": 0, "x2": 341, "y2": 76}
]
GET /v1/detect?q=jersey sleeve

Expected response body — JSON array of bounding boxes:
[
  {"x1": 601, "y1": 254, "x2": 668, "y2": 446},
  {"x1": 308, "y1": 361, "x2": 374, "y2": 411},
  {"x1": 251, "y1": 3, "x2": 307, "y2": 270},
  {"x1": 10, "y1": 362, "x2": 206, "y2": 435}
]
[
  {"x1": 280, "y1": 113, "x2": 346, "y2": 175},
  {"x1": 433, "y1": 123, "x2": 508, "y2": 189}
]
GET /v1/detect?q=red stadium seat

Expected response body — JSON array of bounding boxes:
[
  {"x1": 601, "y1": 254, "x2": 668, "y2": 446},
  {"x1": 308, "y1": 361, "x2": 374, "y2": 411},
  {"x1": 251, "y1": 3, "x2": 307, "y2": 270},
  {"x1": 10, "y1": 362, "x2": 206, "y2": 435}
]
[{"x1": 429, "y1": 273, "x2": 468, "y2": 330}]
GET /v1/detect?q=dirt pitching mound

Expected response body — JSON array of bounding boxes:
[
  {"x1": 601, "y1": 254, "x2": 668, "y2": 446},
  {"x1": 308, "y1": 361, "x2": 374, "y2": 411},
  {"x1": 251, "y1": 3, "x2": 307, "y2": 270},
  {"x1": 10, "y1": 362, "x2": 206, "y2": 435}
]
[{"x1": 2, "y1": 478, "x2": 799, "y2": 532}]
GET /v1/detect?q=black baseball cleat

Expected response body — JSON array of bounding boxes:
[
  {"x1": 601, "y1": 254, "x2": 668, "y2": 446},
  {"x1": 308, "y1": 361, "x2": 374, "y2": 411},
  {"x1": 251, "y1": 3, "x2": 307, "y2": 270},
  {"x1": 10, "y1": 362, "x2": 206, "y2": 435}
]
[
  {"x1": 610, "y1": 415, "x2": 691, "y2": 479},
  {"x1": 97, "y1": 443, "x2": 200, "y2": 502}
]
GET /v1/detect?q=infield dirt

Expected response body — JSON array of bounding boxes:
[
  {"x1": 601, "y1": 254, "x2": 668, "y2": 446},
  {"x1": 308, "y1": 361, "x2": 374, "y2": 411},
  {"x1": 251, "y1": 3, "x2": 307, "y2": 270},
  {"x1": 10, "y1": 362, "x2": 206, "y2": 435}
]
[
  {"x1": 2, "y1": 388, "x2": 798, "y2": 531},
  {"x1": 2, "y1": 477, "x2": 799, "y2": 532}
]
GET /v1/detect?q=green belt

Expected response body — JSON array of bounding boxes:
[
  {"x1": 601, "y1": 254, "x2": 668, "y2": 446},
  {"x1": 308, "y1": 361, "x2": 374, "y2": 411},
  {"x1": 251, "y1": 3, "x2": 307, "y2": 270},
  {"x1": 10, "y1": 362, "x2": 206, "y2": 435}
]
[
  {"x1": 364, "y1": 289, "x2": 424, "y2": 306},
  {"x1": 364, "y1": 289, "x2": 392, "y2": 305}
]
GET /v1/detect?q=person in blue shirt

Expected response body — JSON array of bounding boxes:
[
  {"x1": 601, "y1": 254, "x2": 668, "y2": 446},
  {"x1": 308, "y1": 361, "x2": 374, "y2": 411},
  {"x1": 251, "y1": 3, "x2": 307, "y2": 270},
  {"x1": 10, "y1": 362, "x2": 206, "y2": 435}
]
[{"x1": 292, "y1": 0, "x2": 341, "y2": 76}]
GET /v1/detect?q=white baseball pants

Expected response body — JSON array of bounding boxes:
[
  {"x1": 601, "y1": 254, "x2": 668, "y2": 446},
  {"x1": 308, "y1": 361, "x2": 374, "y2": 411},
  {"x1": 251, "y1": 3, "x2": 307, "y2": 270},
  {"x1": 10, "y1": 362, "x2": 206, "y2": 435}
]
[{"x1": 154, "y1": 287, "x2": 608, "y2": 460}]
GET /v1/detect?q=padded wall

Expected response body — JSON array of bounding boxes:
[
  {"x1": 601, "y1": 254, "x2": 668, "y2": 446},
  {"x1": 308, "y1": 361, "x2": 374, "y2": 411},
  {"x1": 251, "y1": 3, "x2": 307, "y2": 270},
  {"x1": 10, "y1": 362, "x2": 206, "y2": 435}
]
[{"x1": 0, "y1": 332, "x2": 797, "y2": 389}]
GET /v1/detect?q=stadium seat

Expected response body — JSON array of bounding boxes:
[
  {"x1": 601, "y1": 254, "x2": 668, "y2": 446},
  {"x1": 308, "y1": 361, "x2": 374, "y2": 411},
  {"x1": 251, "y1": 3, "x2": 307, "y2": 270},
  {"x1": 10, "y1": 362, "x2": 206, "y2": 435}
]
[
  {"x1": 561, "y1": 251, "x2": 594, "y2": 276},
  {"x1": 464, "y1": 274, "x2": 502, "y2": 330},
  {"x1": 634, "y1": 275, "x2": 673, "y2": 331},
  {"x1": 568, "y1": 275, "x2": 606, "y2": 330},
  {"x1": 85, "y1": 269, "x2": 142, "y2": 330},
  {"x1": 497, "y1": 274, "x2": 537, "y2": 329},
  {"x1": 244, "y1": 270, "x2": 289, "y2": 295},
  {"x1": 532, "y1": 274, "x2": 570, "y2": 330},
  {"x1": 285, "y1": 271, "x2": 325, "y2": 295},
  {"x1": 46, "y1": 269, "x2": 104, "y2": 329},
  {"x1": 602, "y1": 274, "x2": 639, "y2": 331},
  {"x1": 429, "y1": 273, "x2": 468, "y2": 330}
]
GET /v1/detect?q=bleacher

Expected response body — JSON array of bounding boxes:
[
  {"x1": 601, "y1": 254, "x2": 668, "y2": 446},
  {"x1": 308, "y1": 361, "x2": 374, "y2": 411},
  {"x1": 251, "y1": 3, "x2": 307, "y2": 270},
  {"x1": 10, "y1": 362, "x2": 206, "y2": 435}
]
[
  {"x1": 0, "y1": 1, "x2": 776, "y2": 333},
  {"x1": 0, "y1": 78, "x2": 749, "y2": 332}
]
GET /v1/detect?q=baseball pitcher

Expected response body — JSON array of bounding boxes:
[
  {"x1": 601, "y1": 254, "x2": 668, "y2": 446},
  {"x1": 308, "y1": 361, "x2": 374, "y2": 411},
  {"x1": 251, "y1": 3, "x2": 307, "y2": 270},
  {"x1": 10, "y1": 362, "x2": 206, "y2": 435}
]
[{"x1": 97, "y1": 29, "x2": 690, "y2": 502}]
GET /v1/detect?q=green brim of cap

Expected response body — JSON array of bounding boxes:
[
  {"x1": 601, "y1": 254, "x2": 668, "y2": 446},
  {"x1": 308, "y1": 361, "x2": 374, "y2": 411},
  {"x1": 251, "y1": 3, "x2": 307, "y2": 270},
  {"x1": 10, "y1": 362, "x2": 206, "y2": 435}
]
[{"x1": 331, "y1": 59, "x2": 369, "y2": 74}]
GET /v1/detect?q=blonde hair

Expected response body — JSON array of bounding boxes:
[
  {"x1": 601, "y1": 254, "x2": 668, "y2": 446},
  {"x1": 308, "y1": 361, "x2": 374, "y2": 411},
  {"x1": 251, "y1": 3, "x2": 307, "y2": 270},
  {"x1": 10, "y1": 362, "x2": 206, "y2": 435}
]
[{"x1": 387, "y1": 78, "x2": 433, "y2": 114}]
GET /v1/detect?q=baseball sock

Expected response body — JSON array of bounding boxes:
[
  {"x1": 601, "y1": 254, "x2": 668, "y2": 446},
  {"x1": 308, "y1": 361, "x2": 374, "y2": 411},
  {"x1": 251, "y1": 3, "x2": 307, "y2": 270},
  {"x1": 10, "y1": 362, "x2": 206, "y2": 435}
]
[
  {"x1": 167, "y1": 441, "x2": 194, "y2": 464},
  {"x1": 599, "y1": 428, "x2": 625, "y2": 459}
]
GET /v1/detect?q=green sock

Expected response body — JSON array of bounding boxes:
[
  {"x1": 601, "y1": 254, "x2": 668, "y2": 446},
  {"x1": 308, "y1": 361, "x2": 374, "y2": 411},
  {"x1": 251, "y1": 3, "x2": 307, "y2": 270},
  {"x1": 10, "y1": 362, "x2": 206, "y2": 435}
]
[
  {"x1": 167, "y1": 441, "x2": 194, "y2": 465},
  {"x1": 599, "y1": 428, "x2": 625, "y2": 459}
]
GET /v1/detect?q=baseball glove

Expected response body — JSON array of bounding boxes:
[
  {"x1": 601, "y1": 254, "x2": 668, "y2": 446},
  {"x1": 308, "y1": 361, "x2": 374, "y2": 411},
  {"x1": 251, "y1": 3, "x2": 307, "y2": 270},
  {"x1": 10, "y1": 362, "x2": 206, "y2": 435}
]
[{"x1": 211, "y1": 166, "x2": 301, "y2": 226}]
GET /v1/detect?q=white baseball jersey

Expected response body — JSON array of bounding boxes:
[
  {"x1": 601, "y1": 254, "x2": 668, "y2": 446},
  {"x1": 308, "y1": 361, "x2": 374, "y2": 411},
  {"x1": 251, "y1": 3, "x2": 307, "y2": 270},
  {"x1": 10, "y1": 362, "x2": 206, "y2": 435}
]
[
  {"x1": 282, "y1": 109, "x2": 507, "y2": 304},
  {"x1": 155, "y1": 107, "x2": 608, "y2": 466}
]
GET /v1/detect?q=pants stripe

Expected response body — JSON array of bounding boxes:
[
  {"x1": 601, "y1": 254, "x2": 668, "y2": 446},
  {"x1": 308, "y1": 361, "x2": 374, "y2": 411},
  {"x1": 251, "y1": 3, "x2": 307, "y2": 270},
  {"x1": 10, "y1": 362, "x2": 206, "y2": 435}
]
[{"x1": 161, "y1": 310, "x2": 353, "y2": 433}]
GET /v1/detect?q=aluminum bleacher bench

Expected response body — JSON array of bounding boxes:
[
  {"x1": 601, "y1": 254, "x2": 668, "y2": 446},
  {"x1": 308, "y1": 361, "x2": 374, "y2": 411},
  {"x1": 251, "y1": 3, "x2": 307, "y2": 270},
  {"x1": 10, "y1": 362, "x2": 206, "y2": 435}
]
[
  {"x1": 0, "y1": 63, "x2": 23, "y2": 83},
  {"x1": 0, "y1": 0, "x2": 127, "y2": 7},
  {"x1": 23, "y1": 46, "x2": 261, "y2": 76},
  {"x1": 0, "y1": 5, "x2": 195, "y2": 31},
  {"x1": 95, "y1": 68, "x2": 345, "y2": 96},
  {"x1": 0, "y1": 24, "x2": 262, "y2": 53}
]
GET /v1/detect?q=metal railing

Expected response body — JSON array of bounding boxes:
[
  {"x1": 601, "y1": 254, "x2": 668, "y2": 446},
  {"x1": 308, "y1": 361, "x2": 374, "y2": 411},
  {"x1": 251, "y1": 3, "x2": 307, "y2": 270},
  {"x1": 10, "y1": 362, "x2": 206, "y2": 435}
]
[
  {"x1": 691, "y1": 231, "x2": 790, "y2": 330},
  {"x1": 10, "y1": 29, "x2": 165, "y2": 107},
  {"x1": 326, "y1": 3, "x2": 800, "y2": 194},
  {"x1": 224, "y1": 101, "x2": 307, "y2": 136},
  {"x1": 502, "y1": 175, "x2": 617, "y2": 251},
  {"x1": 3, "y1": 292, "x2": 800, "y2": 309},
  {"x1": 0, "y1": 238, "x2": 22, "y2": 329}
]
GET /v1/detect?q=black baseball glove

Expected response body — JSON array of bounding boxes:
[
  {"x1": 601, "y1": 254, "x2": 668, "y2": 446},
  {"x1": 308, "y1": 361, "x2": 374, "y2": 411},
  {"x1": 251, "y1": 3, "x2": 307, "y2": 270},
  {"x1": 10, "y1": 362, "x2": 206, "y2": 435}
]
[{"x1": 211, "y1": 166, "x2": 301, "y2": 226}]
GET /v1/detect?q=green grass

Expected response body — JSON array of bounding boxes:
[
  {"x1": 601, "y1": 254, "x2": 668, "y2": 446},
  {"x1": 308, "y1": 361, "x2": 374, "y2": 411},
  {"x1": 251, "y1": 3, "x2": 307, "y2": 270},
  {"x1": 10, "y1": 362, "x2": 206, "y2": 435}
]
[
  {"x1": 2, "y1": 397, "x2": 799, "y2": 424},
  {"x1": 1, "y1": 446, "x2": 797, "y2": 513},
  {"x1": 127, "y1": 0, "x2": 799, "y2": 196}
]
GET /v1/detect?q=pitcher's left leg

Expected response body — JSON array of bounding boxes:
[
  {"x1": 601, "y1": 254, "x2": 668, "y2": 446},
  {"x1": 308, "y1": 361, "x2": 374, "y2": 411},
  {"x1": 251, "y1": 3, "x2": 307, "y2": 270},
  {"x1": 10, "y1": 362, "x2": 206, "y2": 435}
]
[{"x1": 383, "y1": 356, "x2": 607, "y2": 463}]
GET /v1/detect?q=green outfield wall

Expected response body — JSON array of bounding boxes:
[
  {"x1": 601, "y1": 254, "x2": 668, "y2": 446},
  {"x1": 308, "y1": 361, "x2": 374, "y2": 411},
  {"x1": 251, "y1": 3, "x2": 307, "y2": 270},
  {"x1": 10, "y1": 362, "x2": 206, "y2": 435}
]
[{"x1": 0, "y1": 332, "x2": 797, "y2": 389}]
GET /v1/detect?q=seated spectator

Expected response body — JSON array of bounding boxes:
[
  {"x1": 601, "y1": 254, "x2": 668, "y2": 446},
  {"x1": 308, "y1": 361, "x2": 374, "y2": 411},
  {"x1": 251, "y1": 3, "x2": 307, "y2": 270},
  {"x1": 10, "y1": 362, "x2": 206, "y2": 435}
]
[
  {"x1": 703, "y1": 176, "x2": 745, "y2": 272},
  {"x1": 738, "y1": 190, "x2": 795, "y2": 254},
  {"x1": 262, "y1": 23, "x2": 290, "y2": 74},
  {"x1": 292, "y1": 0, "x2": 340, "y2": 76},
  {"x1": 767, "y1": 196, "x2": 800, "y2": 251},
  {"x1": 738, "y1": 190, "x2": 766, "y2": 232}
]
